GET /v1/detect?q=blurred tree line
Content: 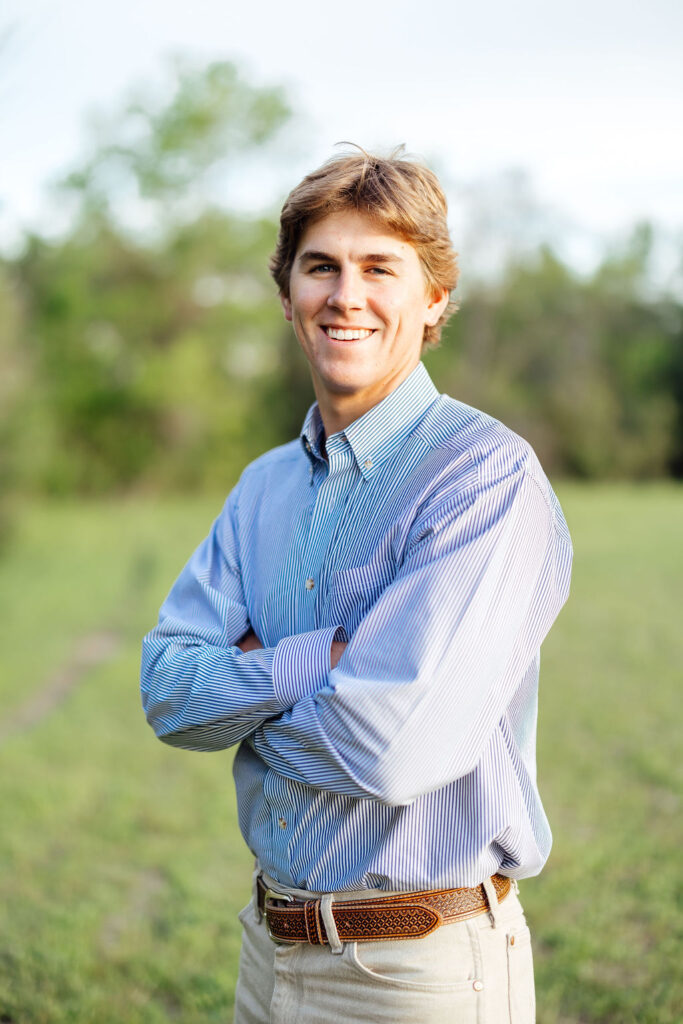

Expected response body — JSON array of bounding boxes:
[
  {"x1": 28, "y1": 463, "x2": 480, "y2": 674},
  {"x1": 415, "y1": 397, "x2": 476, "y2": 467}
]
[{"x1": 1, "y1": 59, "x2": 682, "y2": 542}]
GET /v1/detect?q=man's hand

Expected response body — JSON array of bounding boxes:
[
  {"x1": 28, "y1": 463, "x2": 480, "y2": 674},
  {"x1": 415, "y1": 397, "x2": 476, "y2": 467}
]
[
  {"x1": 331, "y1": 640, "x2": 347, "y2": 669},
  {"x1": 238, "y1": 629, "x2": 346, "y2": 669},
  {"x1": 236, "y1": 629, "x2": 263, "y2": 653}
]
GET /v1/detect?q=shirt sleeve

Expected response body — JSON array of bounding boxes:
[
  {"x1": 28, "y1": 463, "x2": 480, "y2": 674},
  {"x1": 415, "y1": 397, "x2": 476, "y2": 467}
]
[
  {"x1": 247, "y1": 462, "x2": 572, "y2": 804},
  {"x1": 140, "y1": 488, "x2": 343, "y2": 751}
]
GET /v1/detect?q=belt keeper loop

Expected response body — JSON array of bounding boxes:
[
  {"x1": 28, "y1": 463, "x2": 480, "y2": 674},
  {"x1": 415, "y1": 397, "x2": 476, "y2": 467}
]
[
  {"x1": 482, "y1": 876, "x2": 501, "y2": 928},
  {"x1": 320, "y1": 894, "x2": 343, "y2": 954},
  {"x1": 252, "y1": 869, "x2": 262, "y2": 923},
  {"x1": 304, "y1": 900, "x2": 325, "y2": 945}
]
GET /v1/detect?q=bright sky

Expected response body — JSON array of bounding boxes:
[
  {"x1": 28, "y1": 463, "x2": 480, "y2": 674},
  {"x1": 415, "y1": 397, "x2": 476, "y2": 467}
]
[{"x1": 2, "y1": 0, "x2": 682, "y2": 265}]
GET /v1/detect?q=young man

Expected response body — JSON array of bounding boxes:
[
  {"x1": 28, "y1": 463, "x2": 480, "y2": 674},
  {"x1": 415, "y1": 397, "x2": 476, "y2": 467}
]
[{"x1": 141, "y1": 149, "x2": 572, "y2": 1023}]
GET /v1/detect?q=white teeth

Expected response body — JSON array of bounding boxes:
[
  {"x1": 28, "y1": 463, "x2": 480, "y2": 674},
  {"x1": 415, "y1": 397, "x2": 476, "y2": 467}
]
[{"x1": 326, "y1": 328, "x2": 373, "y2": 341}]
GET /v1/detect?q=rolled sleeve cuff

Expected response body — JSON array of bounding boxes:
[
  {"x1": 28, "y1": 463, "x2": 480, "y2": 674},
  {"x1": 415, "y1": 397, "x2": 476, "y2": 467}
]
[{"x1": 273, "y1": 625, "x2": 347, "y2": 708}]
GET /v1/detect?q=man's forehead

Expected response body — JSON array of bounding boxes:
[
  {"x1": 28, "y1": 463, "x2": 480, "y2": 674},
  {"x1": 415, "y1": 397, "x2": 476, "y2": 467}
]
[{"x1": 295, "y1": 210, "x2": 414, "y2": 262}]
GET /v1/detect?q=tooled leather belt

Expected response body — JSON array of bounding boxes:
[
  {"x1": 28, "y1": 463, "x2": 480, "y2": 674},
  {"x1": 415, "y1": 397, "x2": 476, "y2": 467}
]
[{"x1": 256, "y1": 873, "x2": 512, "y2": 944}]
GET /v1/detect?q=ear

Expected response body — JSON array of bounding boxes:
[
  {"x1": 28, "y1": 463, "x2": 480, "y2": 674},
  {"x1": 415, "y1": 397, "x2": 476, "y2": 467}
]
[
  {"x1": 280, "y1": 292, "x2": 292, "y2": 322},
  {"x1": 425, "y1": 287, "x2": 450, "y2": 327}
]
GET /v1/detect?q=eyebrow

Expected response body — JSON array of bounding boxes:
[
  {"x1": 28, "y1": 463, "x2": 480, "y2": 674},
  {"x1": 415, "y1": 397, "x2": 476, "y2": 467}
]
[{"x1": 297, "y1": 250, "x2": 405, "y2": 266}]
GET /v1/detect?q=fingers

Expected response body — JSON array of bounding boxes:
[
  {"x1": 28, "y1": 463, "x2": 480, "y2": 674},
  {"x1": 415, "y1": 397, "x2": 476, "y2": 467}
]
[
  {"x1": 330, "y1": 640, "x2": 348, "y2": 669},
  {"x1": 237, "y1": 629, "x2": 264, "y2": 653}
]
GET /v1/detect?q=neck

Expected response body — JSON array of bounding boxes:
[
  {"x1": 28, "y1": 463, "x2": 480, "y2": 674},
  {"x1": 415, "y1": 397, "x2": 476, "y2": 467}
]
[
  {"x1": 316, "y1": 393, "x2": 373, "y2": 438},
  {"x1": 313, "y1": 363, "x2": 420, "y2": 439}
]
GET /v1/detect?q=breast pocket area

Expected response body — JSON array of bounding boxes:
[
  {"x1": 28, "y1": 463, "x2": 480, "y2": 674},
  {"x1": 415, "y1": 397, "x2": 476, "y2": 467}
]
[{"x1": 327, "y1": 559, "x2": 395, "y2": 637}]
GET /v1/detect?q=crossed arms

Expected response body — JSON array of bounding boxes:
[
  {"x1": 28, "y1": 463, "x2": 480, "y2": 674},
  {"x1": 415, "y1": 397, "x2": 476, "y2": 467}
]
[{"x1": 141, "y1": 463, "x2": 571, "y2": 805}]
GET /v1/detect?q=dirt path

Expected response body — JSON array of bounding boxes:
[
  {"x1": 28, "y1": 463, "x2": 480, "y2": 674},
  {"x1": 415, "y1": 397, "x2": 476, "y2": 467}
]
[{"x1": 0, "y1": 630, "x2": 121, "y2": 744}]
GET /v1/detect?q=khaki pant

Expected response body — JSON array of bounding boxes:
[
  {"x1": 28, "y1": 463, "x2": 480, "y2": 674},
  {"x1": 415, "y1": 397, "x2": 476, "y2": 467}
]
[{"x1": 233, "y1": 873, "x2": 535, "y2": 1023}]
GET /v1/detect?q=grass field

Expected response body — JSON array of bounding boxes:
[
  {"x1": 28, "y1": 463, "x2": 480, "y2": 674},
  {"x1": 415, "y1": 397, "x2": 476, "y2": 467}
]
[{"x1": 0, "y1": 486, "x2": 681, "y2": 1023}]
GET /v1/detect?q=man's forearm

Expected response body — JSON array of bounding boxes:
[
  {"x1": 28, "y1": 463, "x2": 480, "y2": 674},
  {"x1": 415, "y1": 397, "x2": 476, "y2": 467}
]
[
  {"x1": 237, "y1": 629, "x2": 347, "y2": 669},
  {"x1": 142, "y1": 621, "x2": 345, "y2": 752}
]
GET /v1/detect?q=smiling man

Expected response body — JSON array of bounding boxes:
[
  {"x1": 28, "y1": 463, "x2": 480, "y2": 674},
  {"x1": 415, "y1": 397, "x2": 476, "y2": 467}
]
[
  {"x1": 141, "y1": 148, "x2": 572, "y2": 1023},
  {"x1": 281, "y1": 208, "x2": 448, "y2": 435}
]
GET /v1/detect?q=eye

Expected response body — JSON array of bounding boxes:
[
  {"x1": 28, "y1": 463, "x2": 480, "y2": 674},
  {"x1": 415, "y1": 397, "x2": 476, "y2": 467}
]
[
  {"x1": 309, "y1": 263, "x2": 337, "y2": 274},
  {"x1": 367, "y1": 266, "x2": 391, "y2": 276}
]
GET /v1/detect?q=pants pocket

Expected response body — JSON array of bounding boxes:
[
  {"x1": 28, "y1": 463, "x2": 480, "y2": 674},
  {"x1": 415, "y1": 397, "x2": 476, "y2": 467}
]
[
  {"x1": 506, "y1": 924, "x2": 535, "y2": 1023},
  {"x1": 340, "y1": 925, "x2": 483, "y2": 1024},
  {"x1": 344, "y1": 918, "x2": 482, "y2": 992}
]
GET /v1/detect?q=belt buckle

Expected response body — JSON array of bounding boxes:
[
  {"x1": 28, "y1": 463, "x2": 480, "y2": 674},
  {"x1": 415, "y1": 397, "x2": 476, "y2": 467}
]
[{"x1": 263, "y1": 887, "x2": 296, "y2": 944}]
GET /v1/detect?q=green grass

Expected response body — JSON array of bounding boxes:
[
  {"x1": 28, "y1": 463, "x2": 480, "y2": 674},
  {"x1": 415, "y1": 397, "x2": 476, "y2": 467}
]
[{"x1": 0, "y1": 486, "x2": 681, "y2": 1023}]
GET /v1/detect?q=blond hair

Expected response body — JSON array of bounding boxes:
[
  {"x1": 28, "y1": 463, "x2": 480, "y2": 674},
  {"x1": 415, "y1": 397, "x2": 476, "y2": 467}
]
[{"x1": 270, "y1": 146, "x2": 459, "y2": 348}]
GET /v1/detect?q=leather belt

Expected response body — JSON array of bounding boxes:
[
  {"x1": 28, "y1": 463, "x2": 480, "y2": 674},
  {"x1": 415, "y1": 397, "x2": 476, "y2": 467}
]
[{"x1": 256, "y1": 873, "x2": 511, "y2": 945}]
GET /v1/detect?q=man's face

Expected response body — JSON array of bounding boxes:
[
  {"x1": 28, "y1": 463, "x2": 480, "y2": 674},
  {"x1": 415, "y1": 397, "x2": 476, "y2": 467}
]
[{"x1": 281, "y1": 209, "x2": 448, "y2": 422}]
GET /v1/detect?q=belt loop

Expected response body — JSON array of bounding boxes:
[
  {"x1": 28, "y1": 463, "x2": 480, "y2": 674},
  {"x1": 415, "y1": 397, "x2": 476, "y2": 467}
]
[
  {"x1": 320, "y1": 894, "x2": 343, "y2": 954},
  {"x1": 482, "y1": 876, "x2": 501, "y2": 928},
  {"x1": 252, "y1": 868, "x2": 263, "y2": 923}
]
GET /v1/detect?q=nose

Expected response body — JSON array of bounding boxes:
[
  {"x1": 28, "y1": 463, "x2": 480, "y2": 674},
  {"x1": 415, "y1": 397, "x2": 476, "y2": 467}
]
[{"x1": 327, "y1": 267, "x2": 365, "y2": 312}]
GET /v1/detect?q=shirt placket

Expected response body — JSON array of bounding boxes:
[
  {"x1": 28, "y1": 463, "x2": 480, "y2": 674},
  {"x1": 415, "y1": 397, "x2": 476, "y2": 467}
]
[
  {"x1": 299, "y1": 443, "x2": 356, "y2": 631},
  {"x1": 272, "y1": 442, "x2": 357, "y2": 867}
]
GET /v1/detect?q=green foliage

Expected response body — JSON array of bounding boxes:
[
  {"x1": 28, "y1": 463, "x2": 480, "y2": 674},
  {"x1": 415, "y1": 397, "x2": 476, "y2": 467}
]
[
  {"x1": 1, "y1": 57, "x2": 682, "y2": 507},
  {"x1": 59, "y1": 57, "x2": 291, "y2": 222},
  {"x1": 0, "y1": 488, "x2": 680, "y2": 1022},
  {"x1": 429, "y1": 235, "x2": 682, "y2": 479},
  {"x1": 0, "y1": 263, "x2": 26, "y2": 547},
  {"x1": 14, "y1": 212, "x2": 289, "y2": 494},
  {"x1": 7, "y1": 60, "x2": 296, "y2": 496}
]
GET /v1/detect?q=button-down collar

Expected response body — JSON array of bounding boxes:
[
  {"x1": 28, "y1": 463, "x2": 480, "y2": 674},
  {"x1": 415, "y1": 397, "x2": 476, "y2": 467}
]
[
  {"x1": 300, "y1": 405, "x2": 326, "y2": 465},
  {"x1": 299, "y1": 362, "x2": 440, "y2": 479}
]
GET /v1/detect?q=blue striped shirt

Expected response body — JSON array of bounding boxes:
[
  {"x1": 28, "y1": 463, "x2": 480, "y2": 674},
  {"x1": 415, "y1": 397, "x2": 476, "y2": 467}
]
[{"x1": 141, "y1": 362, "x2": 572, "y2": 892}]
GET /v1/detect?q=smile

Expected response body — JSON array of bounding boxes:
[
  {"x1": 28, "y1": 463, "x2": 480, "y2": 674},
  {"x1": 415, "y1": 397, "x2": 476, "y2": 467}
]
[{"x1": 323, "y1": 327, "x2": 375, "y2": 341}]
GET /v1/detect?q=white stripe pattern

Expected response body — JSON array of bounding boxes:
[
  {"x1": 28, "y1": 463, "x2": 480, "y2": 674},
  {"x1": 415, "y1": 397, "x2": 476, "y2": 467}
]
[{"x1": 141, "y1": 362, "x2": 572, "y2": 892}]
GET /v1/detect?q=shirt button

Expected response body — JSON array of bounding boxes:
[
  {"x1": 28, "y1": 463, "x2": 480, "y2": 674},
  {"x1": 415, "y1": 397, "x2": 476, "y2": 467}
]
[
  {"x1": 364, "y1": 458, "x2": 373, "y2": 470},
  {"x1": 278, "y1": 817, "x2": 287, "y2": 829},
  {"x1": 305, "y1": 578, "x2": 315, "y2": 591},
  {"x1": 472, "y1": 980, "x2": 484, "y2": 992}
]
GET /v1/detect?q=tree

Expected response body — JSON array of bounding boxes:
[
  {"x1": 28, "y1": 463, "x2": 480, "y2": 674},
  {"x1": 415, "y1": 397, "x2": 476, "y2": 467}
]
[
  {"x1": 12, "y1": 60, "x2": 295, "y2": 493},
  {"x1": 58, "y1": 57, "x2": 291, "y2": 233},
  {"x1": 428, "y1": 229, "x2": 682, "y2": 478}
]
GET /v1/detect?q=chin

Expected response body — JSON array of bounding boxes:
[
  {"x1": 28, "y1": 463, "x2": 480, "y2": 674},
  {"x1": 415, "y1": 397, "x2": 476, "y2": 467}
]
[{"x1": 324, "y1": 376, "x2": 371, "y2": 395}]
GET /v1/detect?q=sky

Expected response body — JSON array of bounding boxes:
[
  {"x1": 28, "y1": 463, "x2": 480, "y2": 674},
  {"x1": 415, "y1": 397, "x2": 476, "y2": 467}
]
[{"x1": 1, "y1": 0, "x2": 682, "y2": 270}]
